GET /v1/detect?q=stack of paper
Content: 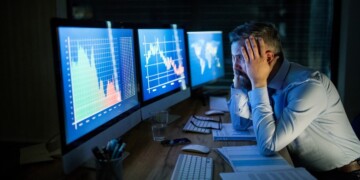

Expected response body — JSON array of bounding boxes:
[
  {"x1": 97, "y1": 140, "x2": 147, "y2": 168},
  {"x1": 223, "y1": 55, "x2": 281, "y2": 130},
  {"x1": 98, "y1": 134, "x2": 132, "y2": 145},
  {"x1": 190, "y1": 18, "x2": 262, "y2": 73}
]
[
  {"x1": 220, "y1": 168, "x2": 316, "y2": 180},
  {"x1": 216, "y1": 145, "x2": 316, "y2": 180},
  {"x1": 212, "y1": 123, "x2": 256, "y2": 141},
  {"x1": 216, "y1": 145, "x2": 292, "y2": 172}
]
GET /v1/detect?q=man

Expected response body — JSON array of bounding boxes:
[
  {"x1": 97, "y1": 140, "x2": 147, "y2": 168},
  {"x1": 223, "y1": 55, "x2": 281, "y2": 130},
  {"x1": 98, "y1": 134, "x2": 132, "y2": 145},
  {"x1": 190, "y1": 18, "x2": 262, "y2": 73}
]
[{"x1": 228, "y1": 22, "x2": 360, "y2": 179}]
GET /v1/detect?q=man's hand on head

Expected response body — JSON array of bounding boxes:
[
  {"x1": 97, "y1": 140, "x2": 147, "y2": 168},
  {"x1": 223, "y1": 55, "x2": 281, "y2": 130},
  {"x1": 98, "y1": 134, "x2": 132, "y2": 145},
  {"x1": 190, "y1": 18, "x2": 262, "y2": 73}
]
[{"x1": 241, "y1": 35, "x2": 278, "y2": 89}]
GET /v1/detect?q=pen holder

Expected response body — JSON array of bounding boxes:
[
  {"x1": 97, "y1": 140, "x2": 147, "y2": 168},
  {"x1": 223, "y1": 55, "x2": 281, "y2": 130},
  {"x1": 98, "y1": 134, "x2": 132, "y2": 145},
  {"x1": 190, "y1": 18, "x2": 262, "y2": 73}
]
[{"x1": 96, "y1": 157, "x2": 123, "y2": 180}]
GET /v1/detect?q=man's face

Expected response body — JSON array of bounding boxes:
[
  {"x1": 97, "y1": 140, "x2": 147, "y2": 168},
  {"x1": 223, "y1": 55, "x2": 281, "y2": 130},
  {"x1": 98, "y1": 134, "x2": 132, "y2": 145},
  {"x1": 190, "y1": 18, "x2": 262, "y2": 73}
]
[
  {"x1": 231, "y1": 40, "x2": 251, "y2": 89},
  {"x1": 231, "y1": 41, "x2": 246, "y2": 75}
]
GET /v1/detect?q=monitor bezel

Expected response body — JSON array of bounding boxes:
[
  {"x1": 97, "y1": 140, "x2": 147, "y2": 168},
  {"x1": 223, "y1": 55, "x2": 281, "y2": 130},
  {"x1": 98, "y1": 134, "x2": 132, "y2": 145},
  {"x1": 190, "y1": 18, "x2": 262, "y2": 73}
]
[
  {"x1": 50, "y1": 18, "x2": 141, "y2": 157},
  {"x1": 186, "y1": 30, "x2": 226, "y2": 90},
  {"x1": 135, "y1": 25, "x2": 190, "y2": 108}
]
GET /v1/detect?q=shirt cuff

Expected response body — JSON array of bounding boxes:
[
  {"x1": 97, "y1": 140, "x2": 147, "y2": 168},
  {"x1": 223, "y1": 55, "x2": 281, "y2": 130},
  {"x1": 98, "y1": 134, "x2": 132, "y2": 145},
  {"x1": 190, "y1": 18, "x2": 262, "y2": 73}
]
[{"x1": 248, "y1": 87, "x2": 270, "y2": 107}]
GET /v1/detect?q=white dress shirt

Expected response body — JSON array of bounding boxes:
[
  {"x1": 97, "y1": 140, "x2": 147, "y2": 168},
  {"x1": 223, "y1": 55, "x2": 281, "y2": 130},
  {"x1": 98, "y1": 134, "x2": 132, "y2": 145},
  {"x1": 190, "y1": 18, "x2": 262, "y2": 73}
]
[{"x1": 228, "y1": 59, "x2": 360, "y2": 171}]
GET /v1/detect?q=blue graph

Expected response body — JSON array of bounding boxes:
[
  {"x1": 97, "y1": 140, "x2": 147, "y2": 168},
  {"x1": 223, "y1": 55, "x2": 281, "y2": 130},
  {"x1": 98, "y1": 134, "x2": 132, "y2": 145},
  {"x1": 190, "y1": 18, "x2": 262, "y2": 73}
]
[
  {"x1": 138, "y1": 29, "x2": 188, "y2": 101},
  {"x1": 58, "y1": 27, "x2": 139, "y2": 144}
]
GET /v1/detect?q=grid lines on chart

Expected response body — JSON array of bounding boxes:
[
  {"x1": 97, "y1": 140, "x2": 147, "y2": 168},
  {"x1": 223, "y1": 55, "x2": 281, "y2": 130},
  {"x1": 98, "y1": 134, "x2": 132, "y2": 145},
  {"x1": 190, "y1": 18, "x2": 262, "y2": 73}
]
[
  {"x1": 142, "y1": 36, "x2": 184, "y2": 93},
  {"x1": 68, "y1": 37, "x2": 121, "y2": 123},
  {"x1": 119, "y1": 37, "x2": 136, "y2": 99}
]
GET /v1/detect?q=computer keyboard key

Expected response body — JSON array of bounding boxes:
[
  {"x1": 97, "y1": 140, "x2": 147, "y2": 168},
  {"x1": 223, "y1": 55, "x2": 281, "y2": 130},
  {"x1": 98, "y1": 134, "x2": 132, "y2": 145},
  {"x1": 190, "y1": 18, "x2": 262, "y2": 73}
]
[{"x1": 171, "y1": 154, "x2": 213, "y2": 180}]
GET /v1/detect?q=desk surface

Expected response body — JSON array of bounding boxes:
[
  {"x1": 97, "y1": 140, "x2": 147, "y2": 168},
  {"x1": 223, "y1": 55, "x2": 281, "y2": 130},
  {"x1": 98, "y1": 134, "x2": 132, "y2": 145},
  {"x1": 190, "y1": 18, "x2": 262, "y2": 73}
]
[{"x1": 19, "y1": 97, "x2": 293, "y2": 180}]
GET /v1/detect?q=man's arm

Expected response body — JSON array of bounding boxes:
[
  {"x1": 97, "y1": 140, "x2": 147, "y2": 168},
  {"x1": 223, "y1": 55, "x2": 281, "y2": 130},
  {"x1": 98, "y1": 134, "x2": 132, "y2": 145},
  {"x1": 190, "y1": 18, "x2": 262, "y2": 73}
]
[
  {"x1": 240, "y1": 35, "x2": 326, "y2": 155},
  {"x1": 228, "y1": 85, "x2": 252, "y2": 131},
  {"x1": 249, "y1": 77, "x2": 327, "y2": 155}
]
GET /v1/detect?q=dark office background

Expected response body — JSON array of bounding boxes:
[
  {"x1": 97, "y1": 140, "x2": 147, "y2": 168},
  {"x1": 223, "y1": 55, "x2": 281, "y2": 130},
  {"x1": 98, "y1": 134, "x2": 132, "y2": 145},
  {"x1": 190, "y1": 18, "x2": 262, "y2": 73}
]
[
  {"x1": 1, "y1": 0, "x2": 359, "y2": 146},
  {"x1": 69, "y1": 0, "x2": 335, "y2": 78}
]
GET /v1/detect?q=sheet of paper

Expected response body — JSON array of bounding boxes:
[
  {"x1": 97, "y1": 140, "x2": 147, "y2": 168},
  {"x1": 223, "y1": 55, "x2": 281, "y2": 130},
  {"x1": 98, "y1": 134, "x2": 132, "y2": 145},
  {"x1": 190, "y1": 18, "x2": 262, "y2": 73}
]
[
  {"x1": 209, "y1": 96, "x2": 229, "y2": 112},
  {"x1": 212, "y1": 123, "x2": 256, "y2": 141},
  {"x1": 217, "y1": 145, "x2": 292, "y2": 172},
  {"x1": 220, "y1": 167, "x2": 316, "y2": 180}
]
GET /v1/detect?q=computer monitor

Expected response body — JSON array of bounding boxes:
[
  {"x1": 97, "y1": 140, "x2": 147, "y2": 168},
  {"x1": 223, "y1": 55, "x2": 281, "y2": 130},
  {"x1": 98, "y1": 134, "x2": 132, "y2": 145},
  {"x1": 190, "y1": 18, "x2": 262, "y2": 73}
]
[
  {"x1": 186, "y1": 31, "x2": 225, "y2": 89},
  {"x1": 51, "y1": 18, "x2": 141, "y2": 174},
  {"x1": 137, "y1": 25, "x2": 190, "y2": 120}
]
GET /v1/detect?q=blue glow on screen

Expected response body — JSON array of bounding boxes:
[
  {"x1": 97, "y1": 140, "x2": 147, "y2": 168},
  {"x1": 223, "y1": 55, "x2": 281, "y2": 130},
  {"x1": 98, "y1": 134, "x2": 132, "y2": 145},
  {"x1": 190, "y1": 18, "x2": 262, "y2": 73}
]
[
  {"x1": 57, "y1": 27, "x2": 139, "y2": 144},
  {"x1": 138, "y1": 28, "x2": 188, "y2": 101},
  {"x1": 187, "y1": 31, "x2": 224, "y2": 87}
]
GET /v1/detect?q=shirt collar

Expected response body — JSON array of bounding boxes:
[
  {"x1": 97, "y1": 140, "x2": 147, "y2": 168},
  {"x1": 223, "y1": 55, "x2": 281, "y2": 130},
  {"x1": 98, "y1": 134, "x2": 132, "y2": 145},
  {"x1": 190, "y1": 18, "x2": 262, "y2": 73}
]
[{"x1": 268, "y1": 59, "x2": 290, "y2": 90}]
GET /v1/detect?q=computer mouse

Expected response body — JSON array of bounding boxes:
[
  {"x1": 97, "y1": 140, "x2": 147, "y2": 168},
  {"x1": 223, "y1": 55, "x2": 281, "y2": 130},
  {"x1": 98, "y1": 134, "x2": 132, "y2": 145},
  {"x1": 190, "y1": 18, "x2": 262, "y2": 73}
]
[
  {"x1": 204, "y1": 110, "x2": 224, "y2": 116},
  {"x1": 181, "y1": 144, "x2": 210, "y2": 154}
]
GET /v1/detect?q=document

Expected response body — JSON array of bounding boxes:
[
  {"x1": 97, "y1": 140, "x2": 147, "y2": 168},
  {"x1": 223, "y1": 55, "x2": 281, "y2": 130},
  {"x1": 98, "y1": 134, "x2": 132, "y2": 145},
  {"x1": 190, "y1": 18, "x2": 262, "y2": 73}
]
[
  {"x1": 212, "y1": 123, "x2": 256, "y2": 141},
  {"x1": 216, "y1": 145, "x2": 292, "y2": 172},
  {"x1": 20, "y1": 143, "x2": 54, "y2": 164},
  {"x1": 220, "y1": 167, "x2": 316, "y2": 180},
  {"x1": 209, "y1": 96, "x2": 229, "y2": 112}
]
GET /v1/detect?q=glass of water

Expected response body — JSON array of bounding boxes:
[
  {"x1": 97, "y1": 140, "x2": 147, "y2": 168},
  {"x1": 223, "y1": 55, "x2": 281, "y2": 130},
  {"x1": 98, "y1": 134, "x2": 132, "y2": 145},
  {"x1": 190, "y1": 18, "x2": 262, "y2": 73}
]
[{"x1": 150, "y1": 111, "x2": 169, "y2": 141}]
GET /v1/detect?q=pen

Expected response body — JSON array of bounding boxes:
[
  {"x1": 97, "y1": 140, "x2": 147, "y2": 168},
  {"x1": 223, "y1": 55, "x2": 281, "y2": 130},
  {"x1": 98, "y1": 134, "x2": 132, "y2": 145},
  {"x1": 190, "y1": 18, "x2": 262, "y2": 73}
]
[
  {"x1": 115, "y1": 142, "x2": 126, "y2": 159},
  {"x1": 106, "y1": 139, "x2": 118, "y2": 152},
  {"x1": 111, "y1": 143, "x2": 120, "y2": 159}
]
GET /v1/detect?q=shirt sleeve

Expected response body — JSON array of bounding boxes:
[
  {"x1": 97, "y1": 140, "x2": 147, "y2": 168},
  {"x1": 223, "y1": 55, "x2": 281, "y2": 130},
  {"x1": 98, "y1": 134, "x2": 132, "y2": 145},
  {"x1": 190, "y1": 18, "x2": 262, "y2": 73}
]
[
  {"x1": 249, "y1": 79, "x2": 327, "y2": 156},
  {"x1": 228, "y1": 85, "x2": 253, "y2": 131}
]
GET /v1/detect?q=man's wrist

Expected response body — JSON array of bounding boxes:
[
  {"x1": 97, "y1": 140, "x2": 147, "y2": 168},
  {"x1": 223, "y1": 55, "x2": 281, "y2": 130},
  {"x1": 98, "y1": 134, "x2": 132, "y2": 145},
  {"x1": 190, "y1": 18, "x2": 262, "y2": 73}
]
[{"x1": 251, "y1": 80, "x2": 267, "y2": 89}]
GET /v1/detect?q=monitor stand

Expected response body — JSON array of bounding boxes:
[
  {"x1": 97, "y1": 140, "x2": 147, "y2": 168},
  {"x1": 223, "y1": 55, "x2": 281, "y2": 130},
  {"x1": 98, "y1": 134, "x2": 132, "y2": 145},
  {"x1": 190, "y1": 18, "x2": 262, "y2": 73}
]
[
  {"x1": 168, "y1": 114, "x2": 181, "y2": 124},
  {"x1": 191, "y1": 87, "x2": 229, "y2": 107},
  {"x1": 202, "y1": 89, "x2": 229, "y2": 97}
]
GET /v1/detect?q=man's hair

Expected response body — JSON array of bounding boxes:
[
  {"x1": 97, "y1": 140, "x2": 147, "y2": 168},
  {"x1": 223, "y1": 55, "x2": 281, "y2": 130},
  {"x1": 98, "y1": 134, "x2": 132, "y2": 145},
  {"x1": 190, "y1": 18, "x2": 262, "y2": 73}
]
[{"x1": 229, "y1": 22, "x2": 283, "y2": 56}]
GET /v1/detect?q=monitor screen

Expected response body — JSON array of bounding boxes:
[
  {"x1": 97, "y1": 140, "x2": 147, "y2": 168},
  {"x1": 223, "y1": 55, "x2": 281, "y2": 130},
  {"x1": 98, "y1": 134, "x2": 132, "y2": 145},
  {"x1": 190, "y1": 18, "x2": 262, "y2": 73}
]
[
  {"x1": 137, "y1": 26, "x2": 190, "y2": 120},
  {"x1": 51, "y1": 19, "x2": 141, "y2": 174},
  {"x1": 187, "y1": 31, "x2": 225, "y2": 88}
]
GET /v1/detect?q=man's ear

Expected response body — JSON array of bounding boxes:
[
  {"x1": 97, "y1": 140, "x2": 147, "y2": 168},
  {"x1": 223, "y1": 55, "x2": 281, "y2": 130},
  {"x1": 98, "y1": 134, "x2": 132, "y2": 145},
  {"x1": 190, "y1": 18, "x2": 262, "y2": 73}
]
[{"x1": 266, "y1": 51, "x2": 278, "y2": 69}]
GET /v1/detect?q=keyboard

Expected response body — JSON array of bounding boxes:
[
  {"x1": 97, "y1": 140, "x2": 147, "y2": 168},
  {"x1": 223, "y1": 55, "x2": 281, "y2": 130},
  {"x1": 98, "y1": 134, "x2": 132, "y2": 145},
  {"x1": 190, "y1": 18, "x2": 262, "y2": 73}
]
[
  {"x1": 183, "y1": 115, "x2": 218, "y2": 134},
  {"x1": 171, "y1": 154, "x2": 213, "y2": 180}
]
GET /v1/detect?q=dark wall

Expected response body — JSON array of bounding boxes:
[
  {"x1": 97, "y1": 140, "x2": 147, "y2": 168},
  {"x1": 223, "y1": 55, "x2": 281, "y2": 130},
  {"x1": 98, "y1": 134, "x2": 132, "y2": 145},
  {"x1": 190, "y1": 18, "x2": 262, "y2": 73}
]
[
  {"x1": 2, "y1": 0, "x2": 358, "y2": 143},
  {"x1": 1, "y1": 0, "x2": 58, "y2": 142},
  {"x1": 338, "y1": 0, "x2": 360, "y2": 120},
  {"x1": 69, "y1": 0, "x2": 333, "y2": 76}
]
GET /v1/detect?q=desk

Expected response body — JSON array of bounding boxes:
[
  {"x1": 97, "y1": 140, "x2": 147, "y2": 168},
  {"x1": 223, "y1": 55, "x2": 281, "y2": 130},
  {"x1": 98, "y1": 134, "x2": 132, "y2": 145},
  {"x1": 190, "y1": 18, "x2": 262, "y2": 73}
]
[
  {"x1": 122, "y1": 98, "x2": 293, "y2": 180},
  {"x1": 19, "y1": 97, "x2": 293, "y2": 180}
]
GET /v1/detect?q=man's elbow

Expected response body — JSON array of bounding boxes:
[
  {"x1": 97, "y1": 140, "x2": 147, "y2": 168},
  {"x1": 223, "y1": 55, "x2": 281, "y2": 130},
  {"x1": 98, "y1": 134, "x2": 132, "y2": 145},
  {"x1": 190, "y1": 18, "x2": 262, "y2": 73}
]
[
  {"x1": 259, "y1": 148, "x2": 276, "y2": 156},
  {"x1": 257, "y1": 142, "x2": 277, "y2": 156}
]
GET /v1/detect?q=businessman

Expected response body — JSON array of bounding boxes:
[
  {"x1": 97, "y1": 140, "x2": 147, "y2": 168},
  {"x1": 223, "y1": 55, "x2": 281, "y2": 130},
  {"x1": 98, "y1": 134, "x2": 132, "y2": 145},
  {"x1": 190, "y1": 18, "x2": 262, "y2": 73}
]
[{"x1": 228, "y1": 22, "x2": 360, "y2": 179}]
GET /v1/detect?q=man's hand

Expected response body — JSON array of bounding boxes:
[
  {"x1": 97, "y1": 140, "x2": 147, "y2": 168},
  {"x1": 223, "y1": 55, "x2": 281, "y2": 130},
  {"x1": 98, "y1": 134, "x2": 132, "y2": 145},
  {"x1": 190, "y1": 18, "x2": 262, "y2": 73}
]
[{"x1": 241, "y1": 36, "x2": 277, "y2": 89}]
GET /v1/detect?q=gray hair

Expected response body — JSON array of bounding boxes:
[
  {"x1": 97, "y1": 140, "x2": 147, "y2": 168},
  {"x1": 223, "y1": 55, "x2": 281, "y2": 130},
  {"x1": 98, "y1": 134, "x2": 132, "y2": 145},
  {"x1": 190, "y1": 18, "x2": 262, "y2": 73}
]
[{"x1": 229, "y1": 22, "x2": 283, "y2": 56}]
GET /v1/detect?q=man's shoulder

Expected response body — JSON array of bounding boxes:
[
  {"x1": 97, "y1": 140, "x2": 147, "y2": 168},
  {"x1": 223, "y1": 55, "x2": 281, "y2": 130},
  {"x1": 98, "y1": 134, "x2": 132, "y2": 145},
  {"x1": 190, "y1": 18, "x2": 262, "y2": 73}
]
[{"x1": 284, "y1": 62, "x2": 324, "y2": 87}]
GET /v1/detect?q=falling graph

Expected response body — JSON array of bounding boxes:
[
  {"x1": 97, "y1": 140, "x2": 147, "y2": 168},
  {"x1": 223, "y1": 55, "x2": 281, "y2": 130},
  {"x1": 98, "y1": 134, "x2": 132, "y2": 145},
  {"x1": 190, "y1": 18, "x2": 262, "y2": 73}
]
[
  {"x1": 67, "y1": 38, "x2": 123, "y2": 128},
  {"x1": 138, "y1": 29, "x2": 188, "y2": 101},
  {"x1": 57, "y1": 27, "x2": 139, "y2": 144},
  {"x1": 59, "y1": 28, "x2": 137, "y2": 130},
  {"x1": 144, "y1": 38, "x2": 184, "y2": 76}
]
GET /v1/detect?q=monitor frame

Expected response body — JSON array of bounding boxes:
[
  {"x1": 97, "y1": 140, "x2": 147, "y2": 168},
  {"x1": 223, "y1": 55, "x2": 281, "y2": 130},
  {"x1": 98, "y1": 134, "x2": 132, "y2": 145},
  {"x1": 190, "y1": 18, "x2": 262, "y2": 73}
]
[
  {"x1": 186, "y1": 30, "x2": 225, "y2": 90},
  {"x1": 51, "y1": 18, "x2": 141, "y2": 174},
  {"x1": 135, "y1": 25, "x2": 191, "y2": 120}
]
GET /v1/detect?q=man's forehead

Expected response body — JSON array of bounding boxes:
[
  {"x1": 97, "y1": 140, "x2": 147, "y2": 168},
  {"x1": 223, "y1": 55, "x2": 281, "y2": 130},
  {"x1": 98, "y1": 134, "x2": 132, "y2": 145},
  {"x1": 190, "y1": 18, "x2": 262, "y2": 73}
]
[{"x1": 231, "y1": 41, "x2": 244, "y2": 54}]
